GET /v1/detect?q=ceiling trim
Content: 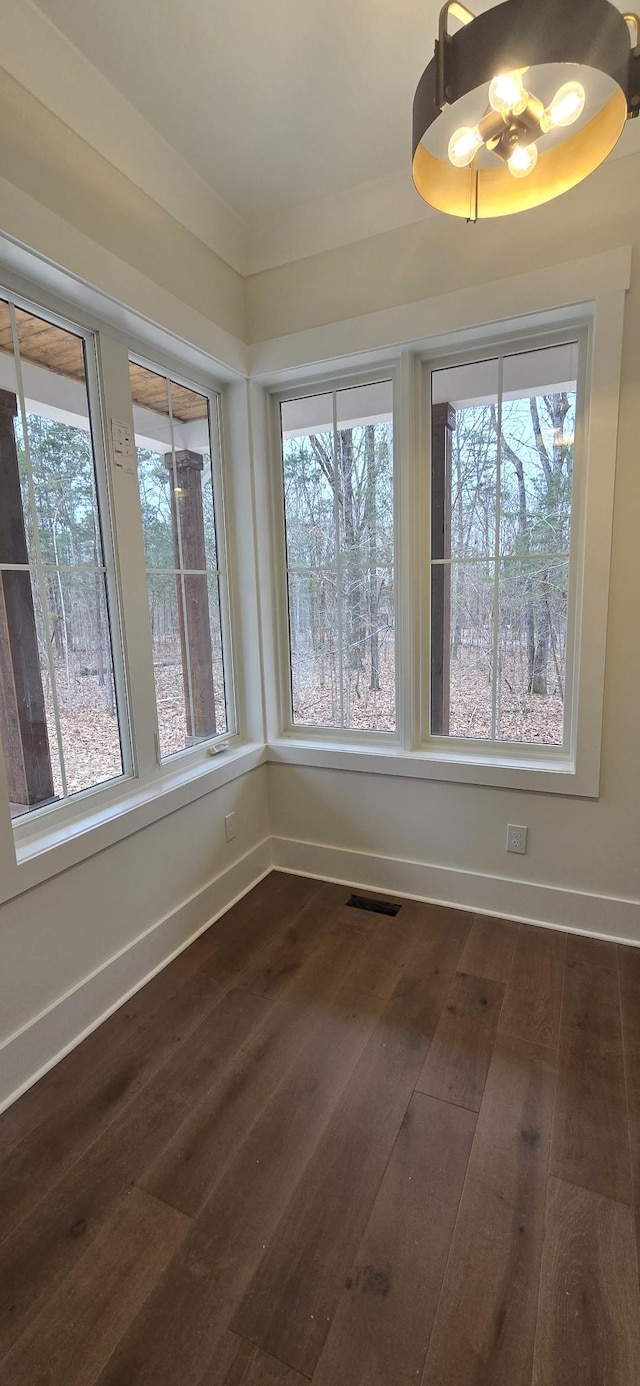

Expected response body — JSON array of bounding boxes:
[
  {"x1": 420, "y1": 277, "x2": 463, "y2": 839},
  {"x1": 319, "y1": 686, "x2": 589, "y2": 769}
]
[
  {"x1": 247, "y1": 246, "x2": 632, "y2": 379},
  {"x1": 5, "y1": 0, "x2": 250, "y2": 275}
]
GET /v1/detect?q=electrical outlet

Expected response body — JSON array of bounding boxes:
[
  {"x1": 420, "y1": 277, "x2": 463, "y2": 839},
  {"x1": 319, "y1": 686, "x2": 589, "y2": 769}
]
[
  {"x1": 224, "y1": 812, "x2": 237, "y2": 843},
  {"x1": 506, "y1": 824, "x2": 528, "y2": 855}
]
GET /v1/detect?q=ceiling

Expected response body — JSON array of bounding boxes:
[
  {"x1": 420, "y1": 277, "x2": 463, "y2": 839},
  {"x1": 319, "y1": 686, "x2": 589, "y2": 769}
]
[
  {"x1": 31, "y1": 0, "x2": 449, "y2": 220},
  {"x1": 15, "y1": 0, "x2": 640, "y2": 271}
]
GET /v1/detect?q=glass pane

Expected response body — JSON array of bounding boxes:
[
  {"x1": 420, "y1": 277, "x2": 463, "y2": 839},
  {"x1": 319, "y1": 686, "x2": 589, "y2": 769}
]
[
  {"x1": 500, "y1": 344, "x2": 577, "y2": 557},
  {"x1": 2, "y1": 567, "x2": 62, "y2": 815},
  {"x1": 131, "y1": 361, "x2": 229, "y2": 757},
  {"x1": 131, "y1": 364, "x2": 219, "y2": 575},
  {"x1": 335, "y1": 382, "x2": 394, "y2": 568},
  {"x1": 1, "y1": 303, "x2": 126, "y2": 818},
  {"x1": 147, "y1": 571, "x2": 189, "y2": 758},
  {"x1": 207, "y1": 574, "x2": 228, "y2": 737},
  {"x1": 13, "y1": 309, "x2": 101, "y2": 568},
  {"x1": 497, "y1": 557, "x2": 569, "y2": 745},
  {"x1": 342, "y1": 567, "x2": 395, "y2": 732},
  {"x1": 137, "y1": 445, "x2": 174, "y2": 569},
  {"x1": 54, "y1": 570, "x2": 123, "y2": 794},
  {"x1": 445, "y1": 561, "x2": 495, "y2": 740},
  {"x1": 432, "y1": 358, "x2": 499, "y2": 561},
  {"x1": 281, "y1": 394, "x2": 336, "y2": 569},
  {"x1": 169, "y1": 380, "x2": 218, "y2": 573},
  {"x1": 130, "y1": 366, "x2": 173, "y2": 565},
  {"x1": 147, "y1": 569, "x2": 226, "y2": 757},
  {"x1": 0, "y1": 299, "x2": 32, "y2": 563},
  {"x1": 287, "y1": 570, "x2": 340, "y2": 727}
]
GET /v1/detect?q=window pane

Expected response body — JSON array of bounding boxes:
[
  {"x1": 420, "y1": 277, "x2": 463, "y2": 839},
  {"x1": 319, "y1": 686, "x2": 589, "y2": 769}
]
[
  {"x1": 342, "y1": 567, "x2": 395, "y2": 732},
  {"x1": 13, "y1": 309, "x2": 100, "y2": 568},
  {"x1": 432, "y1": 358, "x2": 499, "y2": 562},
  {"x1": 445, "y1": 562, "x2": 495, "y2": 740},
  {"x1": 500, "y1": 344, "x2": 577, "y2": 557},
  {"x1": 0, "y1": 299, "x2": 126, "y2": 818},
  {"x1": 336, "y1": 383, "x2": 394, "y2": 567},
  {"x1": 206, "y1": 574, "x2": 228, "y2": 737},
  {"x1": 282, "y1": 394, "x2": 336, "y2": 570},
  {"x1": 147, "y1": 571, "x2": 189, "y2": 758},
  {"x1": 288, "y1": 570, "x2": 340, "y2": 728},
  {"x1": 130, "y1": 361, "x2": 231, "y2": 757},
  {"x1": 282, "y1": 380, "x2": 395, "y2": 733},
  {"x1": 5, "y1": 569, "x2": 63, "y2": 815},
  {"x1": 52, "y1": 570, "x2": 123, "y2": 793},
  {"x1": 430, "y1": 341, "x2": 578, "y2": 748},
  {"x1": 498, "y1": 557, "x2": 568, "y2": 745},
  {"x1": 132, "y1": 365, "x2": 173, "y2": 565}
]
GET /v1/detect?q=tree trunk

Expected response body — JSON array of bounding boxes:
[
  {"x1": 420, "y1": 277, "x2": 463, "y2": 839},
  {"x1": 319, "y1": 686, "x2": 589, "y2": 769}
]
[
  {"x1": 530, "y1": 571, "x2": 550, "y2": 695},
  {"x1": 339, "y1": 429, "x2": 365, "y2": 674},
  {"x1": 364, "y1": 424, "x2": 380, "y2": 692}
]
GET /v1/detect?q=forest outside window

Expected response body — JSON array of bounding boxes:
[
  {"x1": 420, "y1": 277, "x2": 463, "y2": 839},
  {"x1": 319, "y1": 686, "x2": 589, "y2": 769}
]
[
  {"x1": 129, "y1": 360, "x2": 233, "y2": 759},
  {"x1": 0, "y1": 296, "x2": 126, "y2": 822},
  {"x1": 280, "y1": 380, "x2": 395, "y2": 734},
  {"x1": 429, "y1": 339, "x2": 578, "y2": 752}
]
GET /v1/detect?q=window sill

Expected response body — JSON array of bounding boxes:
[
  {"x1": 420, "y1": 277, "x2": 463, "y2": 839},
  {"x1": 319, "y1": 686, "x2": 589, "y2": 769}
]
[
  {"x1": 2, "y1": 741, "x2": 266, "y2": 906},
  {"x1": 267, "y1": 738, "x2": 597, "y2": 798}
]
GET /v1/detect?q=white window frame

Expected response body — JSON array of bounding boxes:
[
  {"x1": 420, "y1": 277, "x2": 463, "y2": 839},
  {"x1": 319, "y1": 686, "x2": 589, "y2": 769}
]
[
  {"x1": 128, "y1": 349, "x2": 237, "y2": 760},
  {"x1": 0, "y1": 288, "x2": 133, "y2": 804},
  {"x1": 269, "y1": 365, "x2": 400, "y2": 747},
  {"x1": 266, "y1": 293, "x2": 624, "y2": 800},
  {"x1": 0, "y1": 269, "x2": 263, "y2": 907},
  {"x1": 420, "y1": 320, "x2": 588, "y2": 765}
]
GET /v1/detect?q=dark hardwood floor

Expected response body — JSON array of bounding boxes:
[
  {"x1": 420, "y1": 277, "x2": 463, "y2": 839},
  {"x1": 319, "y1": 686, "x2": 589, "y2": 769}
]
[{"x1": 1, "y1": 870, "x2": 639, "y2": 1385}]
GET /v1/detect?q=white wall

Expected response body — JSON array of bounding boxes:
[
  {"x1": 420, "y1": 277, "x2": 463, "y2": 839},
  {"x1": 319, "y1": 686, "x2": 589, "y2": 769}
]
[{"x1": 0, "y1": 767, "x2": 271, "y2": 1109}]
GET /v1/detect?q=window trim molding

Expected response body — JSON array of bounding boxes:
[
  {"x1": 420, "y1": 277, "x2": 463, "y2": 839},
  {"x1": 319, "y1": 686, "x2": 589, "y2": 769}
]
[
  {"x1": 0, "y1": 270, "x2": 265, "y2": 902},
  {"x1": 0, "y1": 285, "x2": 134, "y2": 807},
  {"x1": 263, "y1": 285, "x2": 627, "y2": 798},
  {"x1": 268, "y1": 363, "x2": 400, "y2": 742},
  {"x1": 127, "y1": 347, "x2": 238, "y2": 754},
  {"x1": 419, "y1": 318, "x2": 590, "y2": 766}
]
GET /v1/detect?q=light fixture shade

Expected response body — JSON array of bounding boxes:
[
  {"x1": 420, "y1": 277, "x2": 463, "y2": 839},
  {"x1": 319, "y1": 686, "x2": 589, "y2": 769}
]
[{"x1": 412, "y1": 0, "x2": 640, "y2": 219}]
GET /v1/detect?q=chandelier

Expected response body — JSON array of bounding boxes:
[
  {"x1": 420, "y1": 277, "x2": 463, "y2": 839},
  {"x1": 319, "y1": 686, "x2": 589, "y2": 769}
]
[{"x1": 412, "y1": 0, "x2": 640, "y2": 219}]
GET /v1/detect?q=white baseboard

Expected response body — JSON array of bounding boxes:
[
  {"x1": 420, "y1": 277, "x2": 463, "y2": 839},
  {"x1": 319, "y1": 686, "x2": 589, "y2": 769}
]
[
  {"x1": 271, "y1": 837, "x2": 640, "y2": 946},
  {"x1": 4, "y1": 831, "x2": 639, "y2": 1115},
  {"x1": 0, "y1": 837, "x2": 272, "y2": 1115}
]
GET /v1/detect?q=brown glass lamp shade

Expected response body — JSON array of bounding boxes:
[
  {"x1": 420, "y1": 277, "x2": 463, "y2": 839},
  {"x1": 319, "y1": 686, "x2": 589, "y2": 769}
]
[{"x1": 412, "y1": 0, "x2": 640, "y2": 219}]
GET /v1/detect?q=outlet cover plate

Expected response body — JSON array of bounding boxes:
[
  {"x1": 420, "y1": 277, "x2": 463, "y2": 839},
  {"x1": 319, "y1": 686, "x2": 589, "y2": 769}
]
[
  {"x1": 225, "y1": 812, "x2": 237, "y2": 843},
  {"x1": 507, "y1": 824, "x2": 528, "y2": 855}
]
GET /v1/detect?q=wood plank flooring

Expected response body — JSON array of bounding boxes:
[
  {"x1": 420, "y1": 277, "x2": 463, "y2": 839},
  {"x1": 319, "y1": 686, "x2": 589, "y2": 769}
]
[{"x1": 1, "y1": 872, "x2": 639, "y2": 1386}]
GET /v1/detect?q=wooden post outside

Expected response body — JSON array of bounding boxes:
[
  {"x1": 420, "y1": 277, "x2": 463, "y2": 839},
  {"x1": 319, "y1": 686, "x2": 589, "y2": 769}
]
[
  {"x1": 164, "y1": 449, "x2": 216, "y2": 740},
  {"x1": 431, "y1": 403, "x2": 455, "y2": 736},
  {"x1": 0, "y1": 388, "x2": 55, "y2": 807}
]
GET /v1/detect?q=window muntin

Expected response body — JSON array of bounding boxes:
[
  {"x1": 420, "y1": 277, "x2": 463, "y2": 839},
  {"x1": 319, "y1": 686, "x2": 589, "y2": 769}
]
[
  {"x1": 0, "y1": 297, "x2": 126, "y2": 819},
  {"x1": 430, "y1": 340, "x2": 577, "y2": 748},
  {"x1": 281, "y1": 379, "x2": 395, "y2": 733},
  {"x1": 129, "y1": 361, "x2": 232, "y2": 760}
]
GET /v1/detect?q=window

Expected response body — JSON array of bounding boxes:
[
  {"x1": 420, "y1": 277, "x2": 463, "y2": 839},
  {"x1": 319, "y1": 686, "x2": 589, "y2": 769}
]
[
  {"x1": 129, "y1": 361, "x2": 233, "y2": 759},
  {"x1": 429, "y1": 339, "x2": 578, "y2": 752},
  {"x1": 279, "y1": 379, "x2": 395, "y2": 733},
  {"x1": 0, "y1": 296, "x2": 126, "y2": 819}
]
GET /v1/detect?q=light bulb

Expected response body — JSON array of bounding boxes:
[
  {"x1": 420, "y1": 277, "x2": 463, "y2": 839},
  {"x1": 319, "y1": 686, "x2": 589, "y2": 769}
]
[
  {"x1": 448, "y1": 125, "x2": 483, "y2": 168},
  {"x1": 541, "y1": 81, "x2": 586, "y2": 132},
  {"x1": 507, "y1": 142, "x2": 539, "y2": 178},
  {"x1": 488, "y1": 70, "x2": 527, "y2": 116}
]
